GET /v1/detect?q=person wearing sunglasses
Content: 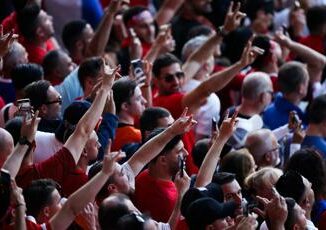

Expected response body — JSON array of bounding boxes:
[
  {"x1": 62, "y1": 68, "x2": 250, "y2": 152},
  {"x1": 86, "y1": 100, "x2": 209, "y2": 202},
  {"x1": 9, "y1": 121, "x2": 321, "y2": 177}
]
[{"x1": 24, "y1": 79, "x2": 62, "y2": 133}]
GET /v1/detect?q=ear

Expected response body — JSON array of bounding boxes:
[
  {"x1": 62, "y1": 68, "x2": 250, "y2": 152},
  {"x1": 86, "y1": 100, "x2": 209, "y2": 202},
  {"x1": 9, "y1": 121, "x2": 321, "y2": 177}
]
[
  {"x1": 35, "y1": 26, "x2": 44, "y2": 39},
  {"x1": 81, "y1": 148, "x2": 88, "y2": 157},
  {"x1": 43, "y1": 206, "x2": 51, "y2": 218},
  {"x1": 121, "y1": 101, "x2": 129, "y2": 112},
  {"x1": 264, "y1": 152, "x2": 271, "y2": 163}
]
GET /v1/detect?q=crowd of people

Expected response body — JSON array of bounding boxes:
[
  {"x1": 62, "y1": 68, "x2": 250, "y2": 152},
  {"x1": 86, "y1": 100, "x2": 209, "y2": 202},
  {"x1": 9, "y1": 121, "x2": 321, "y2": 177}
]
[{"x1": 0, "y1": 0, "x2": 326, "y2": 229}]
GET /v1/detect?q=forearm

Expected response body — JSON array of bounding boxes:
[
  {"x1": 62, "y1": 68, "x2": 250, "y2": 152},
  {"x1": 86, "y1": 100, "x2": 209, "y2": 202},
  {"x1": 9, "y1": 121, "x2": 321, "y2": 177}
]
[
  {"x1": 143, "y1": 44, "x2": 161, "y2": 64},
  {"x1": 141, "y1": 85, "x2": 152, "y2": 108},
  {"x1": 168, "y1": 195, "x2": 181, "y2": 229},
  {"x1": 2, "y1": 144, "x2": 29, "y2": 179},
  {"x1": 87, "y1": 12, "x2": 114, "y2": 57},
  {"x1": 200, "y1": 62, "x2": 243, "y2": 97},
  {"x1": 128, "y1": 126, "x2": 176, "y2": 176},
  {"x1": 195, "y1": 137, "x2": 228, "y2": 187},
  {"x1": 183, "y1": 33, "x2": 221, "y2": 81},
  {"x1": 155, "y1": 0, "x2": 185, "y2": 26},
  {"x1": 14, "y1": 205, "x2": 26, "y2": 230}
]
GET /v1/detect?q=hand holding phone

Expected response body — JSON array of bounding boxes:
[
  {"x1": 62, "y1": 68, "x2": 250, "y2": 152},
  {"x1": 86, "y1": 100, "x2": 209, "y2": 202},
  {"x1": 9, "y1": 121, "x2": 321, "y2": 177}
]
[
  {"x1": 16, "y1": 98, "x2": 33, "y2": 119},
  {"x1": 178, "y1": 155, "x2": 185, "y2": 177}
]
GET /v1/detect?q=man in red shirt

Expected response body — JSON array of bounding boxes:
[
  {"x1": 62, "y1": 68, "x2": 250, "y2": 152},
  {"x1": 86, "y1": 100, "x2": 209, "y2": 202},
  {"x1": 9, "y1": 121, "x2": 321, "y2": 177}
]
[{"x1": 16, "y1": 3, "x2": 55, "y2": 64}]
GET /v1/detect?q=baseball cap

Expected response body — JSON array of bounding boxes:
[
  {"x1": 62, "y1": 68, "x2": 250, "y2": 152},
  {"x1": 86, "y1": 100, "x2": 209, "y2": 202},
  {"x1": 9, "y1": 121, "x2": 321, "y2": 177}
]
[{"x1": 185, "y1": 197, "x2": 237, "y2": 230}]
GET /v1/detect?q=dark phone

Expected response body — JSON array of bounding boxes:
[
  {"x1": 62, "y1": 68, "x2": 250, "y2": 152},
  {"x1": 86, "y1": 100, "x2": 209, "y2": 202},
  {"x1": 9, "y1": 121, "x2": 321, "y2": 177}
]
[
  {"x1": 178, "y1": 155, "x2": 184, "y2": 177},
  {"x1": 291, "y1": 112, "x2": 300, "y2": 125},
  {"x1": 0, "y1": 169, "x2": 11, "y2": 219},
  {"x1": 131, "y1": 59, "x2": 145, "y2": 83},
  {"x1": 244, "y1": 201, "x2": 259, "y2": 217}
]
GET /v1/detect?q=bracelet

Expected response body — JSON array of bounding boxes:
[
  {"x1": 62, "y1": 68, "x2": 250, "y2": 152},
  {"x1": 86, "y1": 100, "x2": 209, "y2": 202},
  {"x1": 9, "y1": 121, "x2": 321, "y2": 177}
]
[{"x1": 216, "y1": 26, "x2": 229, "y2": 37}]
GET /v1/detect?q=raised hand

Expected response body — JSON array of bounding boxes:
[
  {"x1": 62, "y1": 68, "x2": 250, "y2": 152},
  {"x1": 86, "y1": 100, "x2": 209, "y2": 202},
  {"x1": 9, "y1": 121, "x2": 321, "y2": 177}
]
[
  {"x1": 20, "y1": 110, "x2": 40, "y2": 143},
  {"x1": 218, "y1": 109, "x2": 238, "y2": 140},
  {"x1": 101, "y1": 62, "x2": 120, "y2": 91},
  {"x1": 169, "y1": 107, "x2": 197, "y2": 136},
  {"x1": 76, "y1": 202, "x2": 97, "y2": 230},
  {"x1": 235, "y1": 214, "x2": 258, "y2": 230},
  {"x1": 102, "y1": 140, "x2": 126, "y2": 175},
  {"x1": 0, "y1": 26, "x2": 18, "y2": 57},
  {"x1": 129, "y1": 28, "x2": 143, "y2": 60},
  {"x1": 10, "y1": 180, "x2": 26, "y2": 210},
  {"x1": 155, "y1": 24, "x2": 175, "y2": 53},
  {"x1": 239, "y1": 39, "x2": 264, "y2": 67},
  {"x1": 223, "y1": 1, "x2": 246, "y2": 33},
  {"x1": 174, "y1": 170, "x2": 190, "y2": 197}
]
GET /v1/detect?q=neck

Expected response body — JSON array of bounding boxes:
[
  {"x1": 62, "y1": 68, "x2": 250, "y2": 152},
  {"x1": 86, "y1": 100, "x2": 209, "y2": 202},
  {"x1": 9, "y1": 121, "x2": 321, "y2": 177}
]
[
  {"x1": 283, "y1": 93, "x2": 301, "y2": 105},
  {"x1": 77, "y1": 156, "x2": 89, "y2": 172},
  {"x1": 148, "y1": 164, "x2": 172, "y2": 181},
  {"x1": 118, "y1": 113, "x2": 135, "y2": 125},
  {"x1": 238, "y1": 101, "x2": 263, "y2": 117},
  {"x1": 306, "y1": 124, "x2": 324, "y2": 137}
]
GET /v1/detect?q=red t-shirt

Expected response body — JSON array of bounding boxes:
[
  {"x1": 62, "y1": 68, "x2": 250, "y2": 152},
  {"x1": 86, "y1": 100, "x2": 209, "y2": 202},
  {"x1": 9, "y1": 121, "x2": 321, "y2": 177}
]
[
  {"x1": 134, "y1": 169, "x2": 177, "y2": 222},
  {"x1": 1, "y1": 12, "x2": 19, "y2": 34},
  {"x1": 299, "y1": 35, "x2": 325, "y2": 55},
  {"x1": 153, "y1": 92, "x2": 198, "y2": 175},
  {"x1": 111, "y1": 124, "x2": 142, "y2": 151},
  {"x1": 22, "y1": 39, "x2": 55, "y2": 64},
  {"x1": 16, "y1": 147, "x2": 87, "y2": 197}
]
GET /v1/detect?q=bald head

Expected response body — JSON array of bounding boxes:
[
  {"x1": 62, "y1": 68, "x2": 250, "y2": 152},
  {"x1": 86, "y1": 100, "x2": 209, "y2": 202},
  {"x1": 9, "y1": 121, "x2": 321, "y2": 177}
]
[
  {"x1": 245, "y1": 129, "x2": 280, "y2": 168},
  {"x1": 0, "y1": 128, "x2": 14, "y2": 167},
  {"x1": 3, "y1": 41, "x2": 28, "y2": 76},
  {"x1": 242, "y1": 72, "x2": 273, "y2": 100}
]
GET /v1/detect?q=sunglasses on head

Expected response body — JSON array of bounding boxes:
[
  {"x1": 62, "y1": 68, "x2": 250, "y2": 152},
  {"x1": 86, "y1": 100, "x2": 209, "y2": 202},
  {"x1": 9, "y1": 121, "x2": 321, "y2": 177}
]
[
  {"x1": 163, "y1": 71, "x2": 185, "y2": 83},
  {"x1": 45, "y1": 95, "x2": 62, "y2": 105}
]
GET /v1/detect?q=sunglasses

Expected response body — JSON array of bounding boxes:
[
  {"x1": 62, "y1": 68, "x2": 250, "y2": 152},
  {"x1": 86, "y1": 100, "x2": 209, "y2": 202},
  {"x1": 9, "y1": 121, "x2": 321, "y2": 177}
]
[
  {"x1": 163, "y1": 71, "x2": 185, "y2": 83},
  {"x1": 45, "y1": 95, "x2": 62, "y2": 105}
]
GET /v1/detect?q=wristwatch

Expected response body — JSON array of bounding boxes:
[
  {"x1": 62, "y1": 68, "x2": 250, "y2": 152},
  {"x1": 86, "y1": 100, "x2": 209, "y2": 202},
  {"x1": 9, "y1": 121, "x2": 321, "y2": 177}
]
[{"x1": 217, "y1": 26, "x2": 229, "y2": 37}]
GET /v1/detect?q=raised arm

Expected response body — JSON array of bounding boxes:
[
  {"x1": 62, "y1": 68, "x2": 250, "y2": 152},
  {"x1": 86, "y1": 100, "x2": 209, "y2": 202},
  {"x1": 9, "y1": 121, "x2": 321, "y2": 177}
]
[
  {"x1": 2, "y1": 112, "x2": 40, "y2": 178},
  {"x1": 182, "y1": 40, "x2": 263, "y2": 114},
  {"x1": 182, "y1": 1, "x2": 246, "y2": 82},
  {"x1": 64, "y1": 64, "x2": 119, "y2": 163},
  {"x1": 195, "y1": 111, "x2": 237, "y2": 187},
  {"x1": 155, "y1": 0, "x2": 185, "y2": 26},
  {"x1": 49, "y1": 148, "x2": 125, "y2": 230},
  {"x1": 127, "y1": 108, "x2": 196, "y2": 176},
  {"x1": 86, "y1": 0, "x2": 122, "y2": 58},
  {"x1": 274, "y1": 31, "x2": 326, "y2": 83}
]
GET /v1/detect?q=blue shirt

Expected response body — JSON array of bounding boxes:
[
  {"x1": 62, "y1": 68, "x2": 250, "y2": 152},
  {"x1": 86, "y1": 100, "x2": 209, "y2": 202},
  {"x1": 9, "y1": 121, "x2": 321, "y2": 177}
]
[
  {"x1": 302, "y1": 135, "x2": 326, "y2": 158},
  {"x1": 263, "y1": 93, "x2": 306, "y2": 130}
]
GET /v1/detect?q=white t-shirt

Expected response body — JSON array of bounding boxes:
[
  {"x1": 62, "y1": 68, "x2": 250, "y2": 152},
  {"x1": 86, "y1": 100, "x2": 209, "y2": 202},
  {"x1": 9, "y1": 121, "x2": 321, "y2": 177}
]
[
  {"x1": 34, "y1": 131, "x2": 63, "y2": 163},
  {"x1": 182, "y1": 79, "x2": 221, "y2": 138}
]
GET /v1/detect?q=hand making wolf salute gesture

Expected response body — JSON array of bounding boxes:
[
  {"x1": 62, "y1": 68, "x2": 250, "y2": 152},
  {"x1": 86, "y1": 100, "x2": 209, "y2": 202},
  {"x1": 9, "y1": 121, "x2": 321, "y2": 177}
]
[{"x1": 223, "y1": 1, "x2": 247, "y2": 34}]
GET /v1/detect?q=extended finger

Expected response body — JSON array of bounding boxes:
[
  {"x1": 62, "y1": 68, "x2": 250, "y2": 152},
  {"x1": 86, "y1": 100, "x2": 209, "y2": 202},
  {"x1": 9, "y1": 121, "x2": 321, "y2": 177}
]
[
  {"x1": 181, "y1": 107, "x2": 188, "y2": 117},
  {"x1": 232, "y1": 2, "x2": 241, "y2": 17},
  {"x1": 227, "y1": 1, "x2": 234, "y2": 14},
  {"x1": 224, "y1": 109, "x2": 229, "y2": 120}
]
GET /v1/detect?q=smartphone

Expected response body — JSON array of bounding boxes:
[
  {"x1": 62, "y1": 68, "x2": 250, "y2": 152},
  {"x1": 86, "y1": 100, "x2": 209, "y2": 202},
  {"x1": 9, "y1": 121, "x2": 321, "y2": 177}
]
[
  {"x1": 16, "y1": 98, "x2": 32, "y2": 119},
  {"x1": 178, "y1": 155, "x2": 184, "y2": 177},
  {"x1": 130, "y1": 59, "x2": 145, "y2": 83},
  {"x1": 291, "y1": 111, "x2": 300, "y2": 126},
  {"x1": 0, "y1": 169, "x2": 11, "y2": 219}
]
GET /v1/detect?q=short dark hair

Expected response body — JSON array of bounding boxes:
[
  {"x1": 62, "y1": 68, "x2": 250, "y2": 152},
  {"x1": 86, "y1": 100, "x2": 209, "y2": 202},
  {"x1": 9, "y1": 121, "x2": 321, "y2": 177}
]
[
  {"x1": 212, "y1": 172, "x2": 236, "y2": 185},
  {"x1": 251, "y1": 35, "x2": 272, "y2": 69},
  {"x1": 5, "y1": 117, "x2": 23, "y2": 145},
  {"x1": 192, "y1": 138, "x2": 210, "y2": 168},
  {"x1": 245, "y1": 0, "x2": 274, "y2": 21},
  {"x1": 306, "y1": 6, "x2": 326, "y2": 34},
  {"x1": 112, "y1": 78, "x2": 138, "y2": 114},
  {"x1": 78, "y1": 57, "x2": 103, "y2": 90},
  {"x1": 152, "y1": 53, "x2": 181, "y2": 77},
  {"x1": 277, "y1": 61, "x2": 307, "y2": 94},
  {"x1": 98, "y1": 194, "x2": 131, "y2": 230},
  {"x1": 62, "y1": 20, "x2": 88, "y2": 52},
  {"x1": 139, "y1": 107, "x2": 171, "y2": 138},
  {"x1": 308, "y1": 94, "x2": 326, "y2": 124},
  {"x1": 23, "y1": 179, "x2": 59, "y2": 218},
  {"x1": 42, "y1": 49, "x2": 61, "y2": 76},
  {"x1": 17, "y1": 3, "x2": 41, "y2": 41},
  {"x1": 123, "y1": 6, "x2": 148, "y2": 26},
  {"x1": 11, "y1": 63, "x2": 44, "y2": 90},
  {"x1": 144, "y1": 127, "x2": 182, "y2": 163},
  {"x1": 24, "y1": 80, "x2": 51, "y2": 109},
  {"x1": 285, "y1": 148, "x2": 326, "y2": 198}
]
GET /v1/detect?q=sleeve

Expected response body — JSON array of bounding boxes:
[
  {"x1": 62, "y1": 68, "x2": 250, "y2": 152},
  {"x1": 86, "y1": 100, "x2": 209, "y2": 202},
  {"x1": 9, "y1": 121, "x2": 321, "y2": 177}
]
[
  {"x1": 97, "y1": 113, "x2": 119, "y2": 160},
  {"x1": 54, "y1": 68, "x2": 83, "y2": 113},
  {"x1": 272, "y1": 124, "x2": 290, "y2": 141}
]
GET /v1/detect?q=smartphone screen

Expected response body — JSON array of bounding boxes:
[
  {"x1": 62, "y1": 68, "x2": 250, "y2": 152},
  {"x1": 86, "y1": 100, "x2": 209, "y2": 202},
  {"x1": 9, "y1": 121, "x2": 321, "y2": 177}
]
[
  {"x1": 178, "y1": 155, "x2": 184, "y2": 177},
  {"x1": 130, "y1": 59, "x2": 145, "y2": 83}
]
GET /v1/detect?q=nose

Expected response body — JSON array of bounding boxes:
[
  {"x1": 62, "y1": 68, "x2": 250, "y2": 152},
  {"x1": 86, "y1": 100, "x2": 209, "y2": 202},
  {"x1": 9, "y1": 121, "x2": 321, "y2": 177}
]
[{"x1": 182, "y1": 148, "x2": 189, "y2": 157}]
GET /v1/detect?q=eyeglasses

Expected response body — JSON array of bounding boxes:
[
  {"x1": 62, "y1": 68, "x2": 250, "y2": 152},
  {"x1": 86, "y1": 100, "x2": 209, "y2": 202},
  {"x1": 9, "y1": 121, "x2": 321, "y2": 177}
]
[
  {"x1": 45, "y1": 96, "x2": 62, "y2": 105},
  {"x1": 163, "y1": 71, "x2": 185, "y2": 83}
]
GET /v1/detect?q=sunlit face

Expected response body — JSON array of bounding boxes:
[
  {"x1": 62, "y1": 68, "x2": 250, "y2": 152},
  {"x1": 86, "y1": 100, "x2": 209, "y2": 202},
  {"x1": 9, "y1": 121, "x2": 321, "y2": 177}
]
[
  {"x1": 45, "y1": 86, "x2": 62, "y2": 119},
  {"x1": 156, "y1": 63, "x2": 184, "y2": 95},
  {"x1": 300, "y1": 176, "x2": 315, "y2": 219},
  {"x1": 111, "y1": 163, "x2": 132, "y2": 195},
  {"x1": 84, "y1": 131, "x2": 101, "y2": 161},
  {"x1": 126, "y1": 86, "x2": 147, "y2": 118},
  {"x1": 164, "y1": 141, "x2": 188, "y2": 176},
  {"x1": 293, "y1": 203, "x2": 307, "y2": 230},
  {"x1": 222, "y1": 180, "x2": 243, "y2": 215},
  {"x1": 131, "y1": 11, "x2": 155, "y2": 44}
]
